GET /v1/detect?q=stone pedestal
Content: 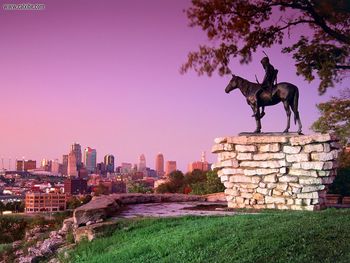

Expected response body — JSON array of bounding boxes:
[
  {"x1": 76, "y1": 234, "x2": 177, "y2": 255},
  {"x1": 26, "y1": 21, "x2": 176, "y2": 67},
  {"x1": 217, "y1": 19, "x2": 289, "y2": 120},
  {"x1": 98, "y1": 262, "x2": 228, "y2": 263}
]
[{"x1": 212, "y1": 133, "x2": 340, "y2": 211}]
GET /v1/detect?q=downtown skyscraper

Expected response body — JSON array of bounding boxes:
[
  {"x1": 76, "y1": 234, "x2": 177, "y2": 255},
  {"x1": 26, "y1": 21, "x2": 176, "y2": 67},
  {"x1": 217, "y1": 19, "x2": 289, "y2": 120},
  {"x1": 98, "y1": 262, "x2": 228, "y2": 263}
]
[
  {"x1": 104, "y1": 154, "x2": 115, "y2": 173},
  {"x1": 155, "y1": 153, "x2": 164, "y2": 177},
  {"x1": 84, "y1": 147, "x2": 97, "y2": 173}
]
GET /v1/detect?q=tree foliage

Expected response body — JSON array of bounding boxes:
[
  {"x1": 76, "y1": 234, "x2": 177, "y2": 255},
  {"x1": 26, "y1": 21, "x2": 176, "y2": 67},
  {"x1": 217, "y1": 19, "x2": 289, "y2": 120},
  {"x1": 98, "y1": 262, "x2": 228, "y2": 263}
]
[
  {"x1": 156, "y1": 169, "x2": 224, "y2": 195},
  {"x1": 312, "y1": 88, "x2": 350, "y2": 146},
  {"x1": 181, "y1": 0, "x2": 350, "y2": 94}
]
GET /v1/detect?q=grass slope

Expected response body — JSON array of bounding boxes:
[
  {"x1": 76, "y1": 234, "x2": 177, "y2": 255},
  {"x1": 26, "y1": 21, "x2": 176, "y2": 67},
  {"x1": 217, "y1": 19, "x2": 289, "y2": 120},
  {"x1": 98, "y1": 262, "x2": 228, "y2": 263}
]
[{"x1": 63, "y1": 209, "x2": 350, "y2": 263}]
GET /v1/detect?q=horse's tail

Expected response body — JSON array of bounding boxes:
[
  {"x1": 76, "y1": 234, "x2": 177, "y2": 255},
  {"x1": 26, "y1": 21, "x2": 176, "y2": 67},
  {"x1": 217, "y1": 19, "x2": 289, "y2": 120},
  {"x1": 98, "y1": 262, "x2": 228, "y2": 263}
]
[{"x1": 293, "y1": 87, "x2": 299, "y2": 125}]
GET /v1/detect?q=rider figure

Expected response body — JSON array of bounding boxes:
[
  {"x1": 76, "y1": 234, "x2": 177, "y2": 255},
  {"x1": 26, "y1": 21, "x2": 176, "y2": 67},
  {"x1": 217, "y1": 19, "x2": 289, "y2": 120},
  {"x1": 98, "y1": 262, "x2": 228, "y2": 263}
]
[
  {"x1": 252, "y1": 56, "x2": 278, "y2": 118},
  {"x1": 260, "y1": 56, "x2": 278, "y2": 98}
]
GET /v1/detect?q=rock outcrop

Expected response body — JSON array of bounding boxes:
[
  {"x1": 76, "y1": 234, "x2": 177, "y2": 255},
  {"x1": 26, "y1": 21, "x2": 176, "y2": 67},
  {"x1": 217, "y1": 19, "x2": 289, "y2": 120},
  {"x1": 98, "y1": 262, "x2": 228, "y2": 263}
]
[
  {"x1": 73, "y1": 193, "x2": 206, "y2": 227},
  {"x1": 212, "y1": 133, "x2": 341, "y2": 211}
]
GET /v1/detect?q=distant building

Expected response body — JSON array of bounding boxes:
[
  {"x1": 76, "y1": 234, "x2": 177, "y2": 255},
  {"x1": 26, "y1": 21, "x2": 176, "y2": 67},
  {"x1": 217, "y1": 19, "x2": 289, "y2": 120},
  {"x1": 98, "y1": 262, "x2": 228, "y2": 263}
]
[
  {"x1": 188, "y1": 152, "x2": 209, "y2": 173},
  {"x1": 155, "y1": 153, "x2": 164, "y2": 177},
  {"x1": 165, "y1": 161, "x2": 177, "y2": 176},
  {"x1": 64, "y1": 178, "x2": 88, "y2": 195},
  {"x1": 67, "y1": 151, "x2": 78, "y2": 177},
  {"x1": 84, "y1": 147, "x2": 97, "y2": 173},
  {"x1": 25, "y1": 192, "x2": 66, "y2": 213},
  {"x1": 71, "y1": 143, "x2": 82, "y2": 168},
  {"x1": 138, "y1": 154, "x2": 146, "y2": 173},
  {"x1": 104, "y1": 154, "x2": 115, "y2": 173},
  {"x1": 78, "y1": 167, "x2": 89, "y2": 179},
  {"x1": 51, "y1": 159, "x2": 61, "y2": 175},
  {"x1": 120, "y1": 163, "x2": 132, "y2": 174},
  {"x1": 62, "y1": 154, "x2": 68, "y2": 175},
  {"x1": 16, "y1": 160, "x2": 36, "y2": 171},
  {"x1": 96, "y1": 162, "x2": 106, "y2": 175}
]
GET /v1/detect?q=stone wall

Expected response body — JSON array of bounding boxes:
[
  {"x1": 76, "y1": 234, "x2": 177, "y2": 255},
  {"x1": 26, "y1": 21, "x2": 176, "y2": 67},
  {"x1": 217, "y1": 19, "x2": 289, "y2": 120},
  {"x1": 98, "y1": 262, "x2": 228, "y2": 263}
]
[{"x1": 212, "y1": 133, "x2": 341, "y2": 211}]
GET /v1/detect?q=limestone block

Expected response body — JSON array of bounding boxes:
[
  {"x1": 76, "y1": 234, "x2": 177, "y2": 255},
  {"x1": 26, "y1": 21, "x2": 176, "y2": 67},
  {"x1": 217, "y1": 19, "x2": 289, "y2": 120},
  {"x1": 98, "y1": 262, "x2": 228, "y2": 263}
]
[
  {"x1": 273, "y1": 189, "x2": 283, "y2": 196},
  {"x1": 223, "y1": 182, "x2": 234, "y2": 188},
  {"x1": 218, "y1": 152, "x2": 237, "y2": 161},
  {"x1": 288, "y1": 168, "x2": 318, "y2": 177},
  {"x1": 211, "y1": 144, "x2": 224, "y2": 153},
  {"x1": 292, "y1": 161, "x2": 325, "y2": 170},
  {"x1": 263, "y1": 174, "x2": 277, "y2": 183},
  {"x1": 279, "y1": 167, "x2": 287, "y2": 174},
  {"x1": 259, "y1": 182, "x2": 266, "y2": 188},
  {"x1": 299, "y1": 177, "x2": 322, "y2": 185},
  {"x1": 236, "y1": 153, "x2": 253, "y2": 160},
  {"x1": 266, "y1": 183, "x2": 277, "y2": 189},
  {"x1": 222, "y1": 168, "x2": 244, "y2": 175},
  {"x1": 219, "y1": 159, "x2": 240, "y2": 168},
  {"x1": 241, "y1": 192, "x2": 253, "y2": 199},
  {"x1": 289, "y1": 133, "x2": 336, "y2": 146},
  {"x1": 225, "y1": 189, "x2": 239, "y2": 196},
  {"x1": 286, "y1": 153, "x2": 309, "y2": 163},
  {"x1": 304, "y1": 144, "x2": 324, "y2": 153},
  {"x1": 275, "y1": 183, "x2": 289, "y2": 191},
  {"x1": 244, "y1": 168, "x2": 279, "y2": 176},
  {"x1": 301, "y1": 185, "x2": 325, "y2": 193},
  {"x1": 278, "y1": 176, "x2": 299, "y2": 183},
  {"x1": 253, "y1": 193, "x2": 264, "y2": 201},
  {"x1": 240, "y1": 160, "x2": 286, "y2": 168},
  {"x1": 321, "y1": 177, "x2": 334, "y2": 184},
  {"x1": 317, "y1": 170, "x2": 333, "y2": 177},
  {"x1": 297, "y1": 192, "x2": 319, "y2": 199},
  {"x1": 259, "y1": 143, "x2": 280, "y2": 152},
  {"x1": 283, "y1": 146, "x2": 301, "y2": 154},
  {"x1": 214, "y1": 137, "x2": 227, "y2": 144},
  {"x1": 253, "y1": 153, "x2": 285, "y2": 160},
  {"x1": 220, "y1": 175, "x2": 229, "y2": 182},
  {"x1": 240, "y1": 183, "x2": 259, "y2": 189},
  {"x1": 311, "y1": 150, "x2": 339, "y2": 161},
  {"x1": 266, "y1": 203, "x2": 276, "y2": 209},
  {"x1": 323, "y1": 143, "x2": 331, "y2": 152},
  {"x1": 235, "y1": 144, "x2": 257, "y2": 152},
  {"x1": 227, "y1": 136, "x2": 288, "y2": 144},
  {"x1": 257, "y1": 187, "x2": 270, "y2": 195},
  {"x1": 229, "y1": 175, "x2": 253, "y2": 183},
  {"x1": 265, "y1": 196, "x2": 285, "y2": 204}
]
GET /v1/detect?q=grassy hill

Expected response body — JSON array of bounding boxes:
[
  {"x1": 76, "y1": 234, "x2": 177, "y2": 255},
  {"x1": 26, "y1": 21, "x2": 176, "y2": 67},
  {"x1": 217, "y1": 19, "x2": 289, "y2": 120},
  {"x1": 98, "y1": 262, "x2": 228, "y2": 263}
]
[{"x1": 62, "y1": 209, "x2": 350, "y2": 263}]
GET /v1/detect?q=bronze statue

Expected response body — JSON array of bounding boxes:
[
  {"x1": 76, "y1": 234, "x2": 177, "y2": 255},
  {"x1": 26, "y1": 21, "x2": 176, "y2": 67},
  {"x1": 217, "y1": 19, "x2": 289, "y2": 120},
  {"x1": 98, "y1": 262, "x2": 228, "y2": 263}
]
[{"x1": 225, "y1": 74, "x2": 302, "y2": 134}]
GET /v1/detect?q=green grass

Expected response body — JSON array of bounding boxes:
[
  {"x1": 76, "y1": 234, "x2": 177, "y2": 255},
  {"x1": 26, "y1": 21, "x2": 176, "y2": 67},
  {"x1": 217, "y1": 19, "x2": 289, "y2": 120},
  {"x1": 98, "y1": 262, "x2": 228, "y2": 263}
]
[{"x1": 63, "y1": 209, "x2": 350, "y2": 263}]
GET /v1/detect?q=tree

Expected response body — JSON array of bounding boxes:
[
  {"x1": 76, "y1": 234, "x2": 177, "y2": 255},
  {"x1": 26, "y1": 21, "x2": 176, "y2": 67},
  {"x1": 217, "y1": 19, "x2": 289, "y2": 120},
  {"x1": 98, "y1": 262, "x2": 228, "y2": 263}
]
[
  {"x1": 312, "y1": 88, "x2": 350, "y2": 146},
  {"x1": 181, "y1": 0, "x2": 350, "y2": 94},
  {"x1": 127, "y1": 181, "x2": 153, "y2": 194}
]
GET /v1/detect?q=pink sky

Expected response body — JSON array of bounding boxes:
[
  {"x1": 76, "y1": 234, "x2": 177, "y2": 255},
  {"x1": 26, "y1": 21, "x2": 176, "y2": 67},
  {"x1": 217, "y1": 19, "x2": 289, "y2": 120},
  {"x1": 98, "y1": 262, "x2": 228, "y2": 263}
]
[{"x1": 0, "y1": 0, "x2": 348, "y2": 171}]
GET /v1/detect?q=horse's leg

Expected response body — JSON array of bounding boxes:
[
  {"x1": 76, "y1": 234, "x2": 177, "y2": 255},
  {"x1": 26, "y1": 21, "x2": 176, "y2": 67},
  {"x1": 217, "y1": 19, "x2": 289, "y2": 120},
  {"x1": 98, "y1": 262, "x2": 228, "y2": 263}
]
[
  {"x1": 290, "y1": 89, "x2": 303, "y2": 134},
  {"x1": 260, "y1": 106, "x2": 265, "y2": 118},
  {"x1": 252, "y1": 105, "x2": 261, "y2": 133},
  {"x1": 283, "y1": 101, "x2": 291, "y2": 133}
]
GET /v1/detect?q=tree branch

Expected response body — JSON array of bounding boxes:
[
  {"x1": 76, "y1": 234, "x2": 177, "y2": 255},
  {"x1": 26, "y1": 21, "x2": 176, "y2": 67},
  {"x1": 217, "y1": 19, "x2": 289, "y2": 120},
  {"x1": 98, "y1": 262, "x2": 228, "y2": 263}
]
[{"x1": 335, "y1": 65, "x2": 350, "y2": 70}]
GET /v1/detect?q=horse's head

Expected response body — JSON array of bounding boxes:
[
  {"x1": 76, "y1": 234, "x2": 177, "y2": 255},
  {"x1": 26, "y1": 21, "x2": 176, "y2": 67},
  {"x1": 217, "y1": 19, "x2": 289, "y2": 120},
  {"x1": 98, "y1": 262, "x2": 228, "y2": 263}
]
[{"x1": 225, "y1": 74, "x2": 239, "y2": 93}]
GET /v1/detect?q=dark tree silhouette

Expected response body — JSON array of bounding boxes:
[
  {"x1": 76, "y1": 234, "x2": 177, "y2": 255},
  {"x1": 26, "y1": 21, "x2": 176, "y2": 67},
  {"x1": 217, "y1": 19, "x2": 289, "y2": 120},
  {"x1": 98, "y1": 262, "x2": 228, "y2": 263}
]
[{"x1": 181, "y1": 0, "x2": 350, "y2": 94}]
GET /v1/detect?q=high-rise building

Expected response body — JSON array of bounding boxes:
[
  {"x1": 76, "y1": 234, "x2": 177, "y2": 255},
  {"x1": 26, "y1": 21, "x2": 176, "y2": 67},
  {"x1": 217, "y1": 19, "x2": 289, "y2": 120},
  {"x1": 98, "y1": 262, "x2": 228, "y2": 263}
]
[
  {"x1": 67, "y1": 151, "x2": 78, "y2": 177},
  {"x1": 138, "y1": 154, "x2": 146, "y2": 173},
  {"x1": 165, "y1": 161, "x2": 177, "y2": 176},
  {"x1": 155, "y1": 153, "x2": 164, "y2": 177},
  {"x1": 120, "y1": 163, "x2": 132, "y2": 174},
  {"x1": 64, "y1": 178, "x2": 87, "y2": 195},
  {"x1": 71, "y1": 143, "x2": 82, "y2": 168},
  {"x1": 51, "y1": 159, "x2": 61, "y2": 175},
  {"x1": 188, "y1": 152, "x2": 210, "y2": 173},
  {"x1": 84, "y1": 147, "x2": 97, "y2": 173},
  {"x1": 104, "y1": 154, "x2": 115, "y2": 173},
  {"x1": 62, "y1": 155, "x2": 68, "y2": 175},
  {"x1": 16, "y1": 160, "x2": 36, "y2": 171}
]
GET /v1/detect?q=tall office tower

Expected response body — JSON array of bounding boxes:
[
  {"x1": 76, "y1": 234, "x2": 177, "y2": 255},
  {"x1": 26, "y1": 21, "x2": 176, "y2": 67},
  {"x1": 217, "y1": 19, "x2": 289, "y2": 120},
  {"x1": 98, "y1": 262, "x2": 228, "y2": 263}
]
[
  {"x1": 51, "y1": 159, "x2": 61, "y2": 175},
  {"x1": 62, "y1": 154, "x2": 68, "y2": 175},
  {"x1": 71, "y1": 143, "x2": 82, "y2": 168},
  {"x1": 138, "y1": 154, "x2": 146, "y2": 173},
  {"x1": 84, "y1": 147, "x2": 97, "y2": 173},
  {"x1": 188, "y1": 152, "x2": 209, "y2": 173},
  {"x1": 104, "y1": 154, "x2": 115, "y2": 173},
  {"x1": 155, "y1": 153, "x2": 164, "y2": 177},
  {"x1": 165, "y1": 161, "x2": 177, "y2": 176},
  {"x1": 67, "y1": 151, "x2": 78, "y2": 177}
]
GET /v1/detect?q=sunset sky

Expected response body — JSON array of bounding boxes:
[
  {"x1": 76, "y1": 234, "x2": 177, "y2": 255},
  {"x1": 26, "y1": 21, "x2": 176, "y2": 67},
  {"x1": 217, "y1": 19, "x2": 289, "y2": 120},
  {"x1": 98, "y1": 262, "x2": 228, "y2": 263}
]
[{"x1": 0, "y1": 0, "x2": 348, "y2": 171}]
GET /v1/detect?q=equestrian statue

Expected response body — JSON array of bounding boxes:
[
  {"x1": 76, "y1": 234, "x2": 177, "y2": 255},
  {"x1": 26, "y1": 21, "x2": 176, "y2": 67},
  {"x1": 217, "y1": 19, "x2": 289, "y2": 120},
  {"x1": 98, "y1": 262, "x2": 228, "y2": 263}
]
[{"x1": 225, "y1": 56, "x2": 302, "y2": 134}]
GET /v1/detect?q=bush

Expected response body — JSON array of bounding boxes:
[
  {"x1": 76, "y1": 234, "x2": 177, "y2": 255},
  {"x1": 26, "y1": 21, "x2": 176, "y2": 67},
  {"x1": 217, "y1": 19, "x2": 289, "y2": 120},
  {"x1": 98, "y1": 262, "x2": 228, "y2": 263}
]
[{"x1": 328, "y1": 168, "x2": 350, "y2": 196}]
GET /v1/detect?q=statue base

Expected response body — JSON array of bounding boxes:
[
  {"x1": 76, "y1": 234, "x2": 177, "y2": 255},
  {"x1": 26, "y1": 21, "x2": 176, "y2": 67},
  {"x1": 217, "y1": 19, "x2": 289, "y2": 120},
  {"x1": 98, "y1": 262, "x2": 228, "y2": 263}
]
[
  {"x1": 239, "y1": 132, "x2": 303, "y2": 136},
  {"x1": 212, "y1": 133, "x2": 340, "y2": 211}
]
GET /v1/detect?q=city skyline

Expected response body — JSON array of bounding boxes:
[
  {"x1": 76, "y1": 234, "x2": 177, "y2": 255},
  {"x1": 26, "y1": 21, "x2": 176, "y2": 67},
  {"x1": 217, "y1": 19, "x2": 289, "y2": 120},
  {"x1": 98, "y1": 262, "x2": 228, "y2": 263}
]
[{"x1": 0, "y1": 0, "x2": 349, "y2": 171}]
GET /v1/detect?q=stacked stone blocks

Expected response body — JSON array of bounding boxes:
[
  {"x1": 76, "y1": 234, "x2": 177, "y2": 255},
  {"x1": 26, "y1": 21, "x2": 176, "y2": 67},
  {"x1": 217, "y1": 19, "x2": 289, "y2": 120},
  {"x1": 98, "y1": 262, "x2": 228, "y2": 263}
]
[{"x1": 212, "y1": 133, "x2": 340, "y2": 211}]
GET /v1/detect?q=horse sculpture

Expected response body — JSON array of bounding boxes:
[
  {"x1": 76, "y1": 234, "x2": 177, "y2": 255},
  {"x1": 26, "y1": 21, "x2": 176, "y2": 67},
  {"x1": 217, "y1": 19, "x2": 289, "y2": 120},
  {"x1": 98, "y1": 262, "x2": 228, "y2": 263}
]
[{"x1": 225, "y1": 74, "x2": 302, "y2": 134}]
